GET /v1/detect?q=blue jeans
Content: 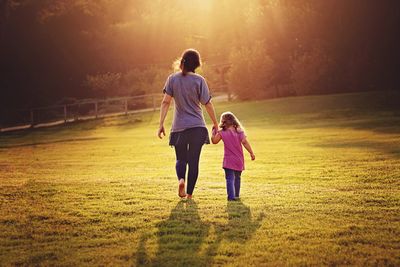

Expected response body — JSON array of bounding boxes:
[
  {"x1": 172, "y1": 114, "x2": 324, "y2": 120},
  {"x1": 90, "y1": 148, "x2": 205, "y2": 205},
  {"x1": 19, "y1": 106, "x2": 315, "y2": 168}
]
[{"x1": 224, "y1": 168, "x2": 242, "y2": 200}]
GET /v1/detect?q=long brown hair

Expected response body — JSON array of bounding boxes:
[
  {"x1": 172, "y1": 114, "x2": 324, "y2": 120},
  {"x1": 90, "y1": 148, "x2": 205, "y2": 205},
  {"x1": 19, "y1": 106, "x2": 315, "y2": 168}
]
[
  {"x1": 219, "y1": 112, "x2": 244, "y2": 132},
  {"x1": 179, "y1": 49, "x2": 201, "y2": 76}
]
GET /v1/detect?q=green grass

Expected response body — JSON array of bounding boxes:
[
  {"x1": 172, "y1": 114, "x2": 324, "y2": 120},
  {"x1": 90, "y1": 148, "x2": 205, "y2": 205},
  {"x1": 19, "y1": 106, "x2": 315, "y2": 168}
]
[{"x1": 1, "y1": 91, "x2": 399, "y2": 266}]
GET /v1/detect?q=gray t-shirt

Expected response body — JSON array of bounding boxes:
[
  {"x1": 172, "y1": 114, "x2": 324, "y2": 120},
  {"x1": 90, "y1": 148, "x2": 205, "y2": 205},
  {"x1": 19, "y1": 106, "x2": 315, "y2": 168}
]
[{"x1": 163, "y1": 72, "x2": 211, "y2": 132}]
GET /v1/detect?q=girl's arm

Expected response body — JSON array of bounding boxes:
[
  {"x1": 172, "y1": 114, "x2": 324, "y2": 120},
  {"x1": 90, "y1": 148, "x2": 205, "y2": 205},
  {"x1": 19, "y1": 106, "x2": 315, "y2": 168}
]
[
  {"x1": 241, "y1": 137, "x2": 255, "y2": 160},
  {"x1": 158, "y1": 94, "x2": 173, "y2": 139},
  {"x1": 211, "y1": 128, "x2": 222, "y2": 144},
  {"x1": 204, "y1": 101, "x2": 219, "y2": 130}
]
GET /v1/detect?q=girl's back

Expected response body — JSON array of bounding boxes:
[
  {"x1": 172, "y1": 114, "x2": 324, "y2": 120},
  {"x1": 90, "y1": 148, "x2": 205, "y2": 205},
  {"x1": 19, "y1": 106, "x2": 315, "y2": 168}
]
[
  {"x1": 211, "y1": 111, "x2": 255, "y2": 200},
  {"x1": 220, "y1": 129, "x2": 245, "y2": 171}
]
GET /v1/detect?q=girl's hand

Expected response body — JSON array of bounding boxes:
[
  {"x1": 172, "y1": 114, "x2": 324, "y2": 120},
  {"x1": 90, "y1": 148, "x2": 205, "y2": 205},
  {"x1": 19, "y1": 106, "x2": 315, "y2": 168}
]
[
  {"x1": 250, "y1": 153, "x2": 255, "y2": 160},
  {"x1": 158, "y1": 125, "x2": 166, "y2": 139}
]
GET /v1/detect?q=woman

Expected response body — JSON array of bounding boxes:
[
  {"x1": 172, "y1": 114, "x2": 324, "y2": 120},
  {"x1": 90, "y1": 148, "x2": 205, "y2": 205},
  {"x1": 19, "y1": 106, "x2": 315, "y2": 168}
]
[{"x1": 158, "y1": 49, "x2": 219, "y2": 199}]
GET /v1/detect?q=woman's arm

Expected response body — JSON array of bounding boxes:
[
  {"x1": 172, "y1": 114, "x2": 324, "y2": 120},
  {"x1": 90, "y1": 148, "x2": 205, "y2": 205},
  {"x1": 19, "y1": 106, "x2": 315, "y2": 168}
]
[
  {"x1": 241, "y1": 137, "x2": 255, "y2": 160},
  {"x1": 158, "y1": 94, "x2": 173, "y2": 139},
  {"x1": 204, "y1": 100, "x2": 219, "y2": 130}
]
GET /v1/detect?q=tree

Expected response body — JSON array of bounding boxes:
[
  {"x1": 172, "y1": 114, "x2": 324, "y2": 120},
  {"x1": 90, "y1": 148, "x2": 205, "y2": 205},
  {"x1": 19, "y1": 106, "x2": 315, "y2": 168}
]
[
  {"x1": 291, "y1": 42, "x2": 338, "y2": 95},
  {"x1": 228, "y1": 41, "x2": 274, "y2": 99}
]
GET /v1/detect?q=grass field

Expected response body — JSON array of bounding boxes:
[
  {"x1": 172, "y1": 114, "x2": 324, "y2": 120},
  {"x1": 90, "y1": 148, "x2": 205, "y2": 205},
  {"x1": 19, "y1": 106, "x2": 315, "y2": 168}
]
[{"x1": 1, "y1": 91, "x2": 399, "y2": 266}]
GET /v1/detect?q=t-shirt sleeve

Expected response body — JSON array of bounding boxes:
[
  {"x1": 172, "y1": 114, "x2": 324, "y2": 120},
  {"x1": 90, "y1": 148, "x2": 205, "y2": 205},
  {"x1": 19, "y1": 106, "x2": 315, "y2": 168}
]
[
  {"x1": 238, "y1": 131, "x2": 246, "y2": 142},
  {"x1": 199, "y1": 78, "x2": 211, "y2": 105},
  {"x1": 162, "y1": 76, "x2": 173, "y2": 96},
  {"x1": 219, "y1": 130, "x2": 225, "y2": 140}
]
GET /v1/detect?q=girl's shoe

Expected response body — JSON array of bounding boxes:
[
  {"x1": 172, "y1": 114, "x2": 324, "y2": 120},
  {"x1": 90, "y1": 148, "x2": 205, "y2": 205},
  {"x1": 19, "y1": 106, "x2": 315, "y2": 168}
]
[
  {"x1": 186, "y1": 194, "x2": 192, "y2": 199},
  {"x1": 178, "y1": 183, "x2": 186, "y2": 198}
]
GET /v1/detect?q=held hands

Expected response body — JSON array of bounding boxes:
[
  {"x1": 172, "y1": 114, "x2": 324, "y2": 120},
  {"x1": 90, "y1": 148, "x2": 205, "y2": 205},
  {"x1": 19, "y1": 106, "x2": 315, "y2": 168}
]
[
  {"x1": 157, "y1": 125, "x2": 166, "y2": 139},
  {"x1": 210, "y1": 124, "x2": 222, "y2": 144},
  {"x1": 212, "y1": 123, "x2": 219, "y2": 135},
  {"x1": 211, "y1": 126, "x2": 218, "y2": 136}
]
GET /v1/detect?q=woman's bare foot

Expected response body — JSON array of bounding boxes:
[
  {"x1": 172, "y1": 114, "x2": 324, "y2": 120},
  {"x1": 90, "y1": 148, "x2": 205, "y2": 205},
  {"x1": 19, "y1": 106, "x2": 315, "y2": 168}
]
[{"x1": 178, "y1": 179, "x2": 186, "y2": 198}]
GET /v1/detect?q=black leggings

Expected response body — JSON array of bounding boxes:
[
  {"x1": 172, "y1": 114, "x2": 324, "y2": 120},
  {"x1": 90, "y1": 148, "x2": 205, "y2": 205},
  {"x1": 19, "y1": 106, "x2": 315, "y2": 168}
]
[{"x1": 173, "y1": 127, "x2": 208, "y2": 195}]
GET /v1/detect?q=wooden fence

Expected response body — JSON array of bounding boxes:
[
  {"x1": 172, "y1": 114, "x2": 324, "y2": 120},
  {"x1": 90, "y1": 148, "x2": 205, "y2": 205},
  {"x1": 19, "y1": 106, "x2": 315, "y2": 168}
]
[
  {"x1": 0, "y1": 94, "x2": 162, "y2": 132},
  {"x1": 0, "y1": 92, "x2": 230, "y2": 133}
]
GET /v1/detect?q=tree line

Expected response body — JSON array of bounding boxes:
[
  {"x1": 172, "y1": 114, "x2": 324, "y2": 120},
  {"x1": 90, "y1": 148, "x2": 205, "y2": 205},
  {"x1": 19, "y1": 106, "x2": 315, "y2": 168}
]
[{"x1": 1, "y1": 0, "x2": 399, "y2": 110}]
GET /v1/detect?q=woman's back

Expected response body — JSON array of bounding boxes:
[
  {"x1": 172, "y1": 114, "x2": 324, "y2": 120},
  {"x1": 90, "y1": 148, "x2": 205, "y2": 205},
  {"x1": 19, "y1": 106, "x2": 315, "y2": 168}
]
[{"x1": 163, "y1": 72, "x2": 211, "y2": 132}]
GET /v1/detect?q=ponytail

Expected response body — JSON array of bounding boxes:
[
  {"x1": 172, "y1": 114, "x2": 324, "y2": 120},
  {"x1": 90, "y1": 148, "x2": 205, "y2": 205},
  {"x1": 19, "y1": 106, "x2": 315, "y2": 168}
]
[{"x1": 181, "y1": 58, "x2": 188, "y2": 76}]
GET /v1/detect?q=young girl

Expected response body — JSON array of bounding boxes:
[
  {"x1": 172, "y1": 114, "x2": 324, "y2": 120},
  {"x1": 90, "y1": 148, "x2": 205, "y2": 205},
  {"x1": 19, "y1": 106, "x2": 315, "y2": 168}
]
[{"x1": 211, "y1": 112, "x2": 255, "y2": 201}]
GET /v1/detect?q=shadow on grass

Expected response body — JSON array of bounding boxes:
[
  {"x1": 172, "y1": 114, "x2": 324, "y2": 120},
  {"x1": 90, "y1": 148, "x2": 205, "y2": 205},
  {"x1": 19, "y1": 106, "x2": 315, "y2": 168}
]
[
  {"x1": 222, "y1": 200, "x2": 265, "y2": 242},
  {"x1": 201, "y1": 200, "x2": 265, "y2": 265},
  {"x1": 136, "y1": 199, "x2": 264, "y2": 266},
  {"x1": 0, "y1": 113, "x2": 145, "y2": 148},
  {"x1": 337, "y1": 116, "x2": 400, "y2": 135},
  {"x1": 0, "y1": 118, "x2": 107, "y2": 149},
  {"x1": 0, "y1": 137, "x2": 106, "y2": 149},
  {"x1": 137, "y1": 200, "x2": 209, "y2": 266},
  {"x1": 314, "y1": 140, "x2": 400, "y2": 159},
  {"x1": 257, "y1": 91, "x2": 400, "y2": 135}
]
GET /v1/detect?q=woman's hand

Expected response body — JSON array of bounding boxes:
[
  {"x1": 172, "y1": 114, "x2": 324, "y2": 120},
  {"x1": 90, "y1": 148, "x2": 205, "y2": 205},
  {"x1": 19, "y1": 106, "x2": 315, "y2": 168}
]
[
  {"x1": 250, "y1": 153, "x2": 255, "y2": 160},
  {"x1": 158, "y1": 94, "x2": 172, "y2": 139},
  {"x1": 158, "y1": 125, "x2": 166, "y2": 139},
  {"x1": 212, "y1": 123, "x2": 219, "y2": 131}
]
